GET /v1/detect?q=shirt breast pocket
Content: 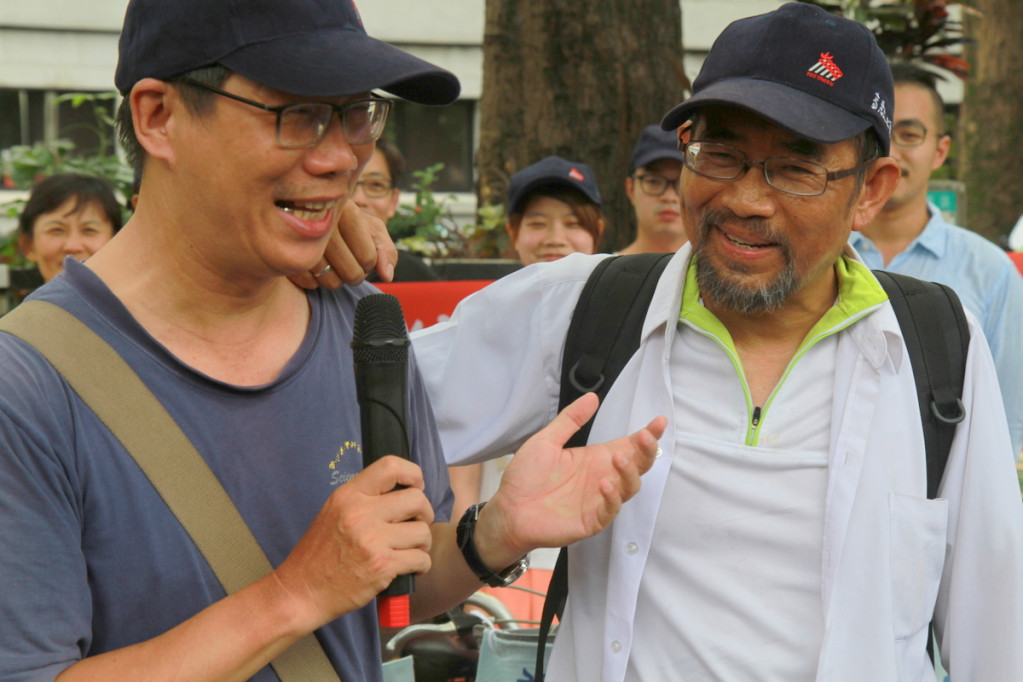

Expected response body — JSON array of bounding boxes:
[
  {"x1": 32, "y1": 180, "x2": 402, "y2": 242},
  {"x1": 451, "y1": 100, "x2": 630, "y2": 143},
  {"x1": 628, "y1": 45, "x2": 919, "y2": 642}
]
[{"x1": 888, "y1": 492, "x2": 948, "y2": 642}]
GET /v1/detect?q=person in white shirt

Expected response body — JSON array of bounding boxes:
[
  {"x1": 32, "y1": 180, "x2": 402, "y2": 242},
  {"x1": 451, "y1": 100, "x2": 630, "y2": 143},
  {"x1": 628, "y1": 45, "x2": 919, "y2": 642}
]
[
  {"x1": 412, "y1": 3, "x2": 1023, "y2": 680},
  {"x1": 851, "y1": 61, "x2": 1023, "y2": 457}
]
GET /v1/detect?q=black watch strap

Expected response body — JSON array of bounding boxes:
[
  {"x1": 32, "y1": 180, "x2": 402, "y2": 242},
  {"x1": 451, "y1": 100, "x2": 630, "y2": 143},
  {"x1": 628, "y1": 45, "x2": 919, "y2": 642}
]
[{"x1": 456, "y1": 501, "x2": 529, "y2": 587}]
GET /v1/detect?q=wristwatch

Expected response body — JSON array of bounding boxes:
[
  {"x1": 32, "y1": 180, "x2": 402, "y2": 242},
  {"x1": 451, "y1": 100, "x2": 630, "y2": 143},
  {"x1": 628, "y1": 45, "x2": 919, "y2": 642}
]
[{"x1": 456, "y1": 501, "x2": 530, "y2": 587}]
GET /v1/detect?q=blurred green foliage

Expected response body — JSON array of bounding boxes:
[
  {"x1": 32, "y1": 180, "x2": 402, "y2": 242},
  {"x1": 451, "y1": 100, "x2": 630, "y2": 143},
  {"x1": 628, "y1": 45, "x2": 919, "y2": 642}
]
[
  {"x1": 388, "y1": 162, "x2": 507, "y2": 259},
  {"x1": 802, "y1": 1, "x2": 973, "y2": 79}
]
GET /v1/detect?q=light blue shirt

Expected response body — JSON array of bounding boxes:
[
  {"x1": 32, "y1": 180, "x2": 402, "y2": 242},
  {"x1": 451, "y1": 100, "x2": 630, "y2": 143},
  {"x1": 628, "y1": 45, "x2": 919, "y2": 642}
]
[{"x1": 851, "y1": 204, "x2": 1023, "y2": 457}]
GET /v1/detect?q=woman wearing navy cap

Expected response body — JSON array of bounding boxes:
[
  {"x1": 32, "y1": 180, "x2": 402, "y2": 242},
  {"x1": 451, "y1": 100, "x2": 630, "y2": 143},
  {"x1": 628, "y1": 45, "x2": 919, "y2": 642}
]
[{"x1": 504, "y1": 155, "x2": 604, "y2": 265}]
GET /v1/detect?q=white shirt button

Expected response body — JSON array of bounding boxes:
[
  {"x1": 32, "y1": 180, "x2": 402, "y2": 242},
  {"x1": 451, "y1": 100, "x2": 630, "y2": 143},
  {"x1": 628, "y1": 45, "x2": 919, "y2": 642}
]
[
  {"x1": 625, "y1": 542, "x2": 639, "y2": 556},
  {"x1": 610, "y1": 640, "x2": 622, "y2": 654}
]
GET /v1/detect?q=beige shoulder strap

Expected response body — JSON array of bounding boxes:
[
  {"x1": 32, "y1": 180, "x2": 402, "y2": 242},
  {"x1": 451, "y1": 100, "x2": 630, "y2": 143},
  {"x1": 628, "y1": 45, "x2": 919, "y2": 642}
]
[{"x1": 0, "y1": 300, "x2": 341, "y2": 681}]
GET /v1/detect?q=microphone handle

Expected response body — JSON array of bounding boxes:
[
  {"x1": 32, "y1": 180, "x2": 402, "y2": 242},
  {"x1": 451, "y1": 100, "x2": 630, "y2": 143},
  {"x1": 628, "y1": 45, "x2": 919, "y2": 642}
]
[{"x1": 356, "y1": 357, "x2": 414, "y2": 627}]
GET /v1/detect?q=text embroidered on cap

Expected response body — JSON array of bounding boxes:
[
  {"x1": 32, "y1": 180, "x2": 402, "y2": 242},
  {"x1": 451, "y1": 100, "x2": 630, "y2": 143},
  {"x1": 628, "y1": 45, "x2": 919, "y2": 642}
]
[
  {"x1": 806, "y1": 52, "x2": 844, "y2": 86},
  {"x1": 871, "y1": 92, "x2": 893, "y2": 133},
  {"x1": 569, "y1": 168, "x2": 585, "y2": 181}
]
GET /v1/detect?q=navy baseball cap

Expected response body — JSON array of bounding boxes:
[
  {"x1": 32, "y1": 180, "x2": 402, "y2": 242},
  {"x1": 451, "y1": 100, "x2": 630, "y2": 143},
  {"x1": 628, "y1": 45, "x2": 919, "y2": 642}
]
[
  {"x1": 115, "y1": 0, "x2": 460, "y2": 105},
  {"x1": 630, "y1": 125, "x2": 684, "y2": 170},
  {"x1": 507, "y1": 156, "x2": 602, "y2": 215},
  {"x1": 660, "y1": 2, "x2": 893, "y2": 154}
]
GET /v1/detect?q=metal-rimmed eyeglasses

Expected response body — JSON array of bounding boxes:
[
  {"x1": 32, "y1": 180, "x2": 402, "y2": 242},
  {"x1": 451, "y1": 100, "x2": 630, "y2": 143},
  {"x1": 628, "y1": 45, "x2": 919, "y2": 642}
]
[
  {"x1": 890, "y1": 121, "x2": 929, "y2": 148},
  {"x1": 354, "y1": 178, "x2": 395, "y2": 198},
  {"x1": 682, "y1": 141, "x2": 873, "y2": 197},
  {"x1": 177, "y1": 77, "x2": 392, "y2": 148},
  {"x1": 631, "y1": 174, "x2": 680, "y2": 197}
]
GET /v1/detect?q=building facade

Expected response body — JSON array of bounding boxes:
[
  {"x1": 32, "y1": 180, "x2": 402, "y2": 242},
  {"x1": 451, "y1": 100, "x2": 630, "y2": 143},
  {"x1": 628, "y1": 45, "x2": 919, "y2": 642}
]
[{"x1": 0, "y1": 1, "x2": 962, "y2": 208}]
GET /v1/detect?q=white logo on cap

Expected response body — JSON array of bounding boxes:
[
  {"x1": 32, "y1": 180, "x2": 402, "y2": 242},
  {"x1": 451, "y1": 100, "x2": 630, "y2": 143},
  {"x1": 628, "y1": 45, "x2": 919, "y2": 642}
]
[{"x1": 871, "y1": 92, "x2": 893, "y2": 132}]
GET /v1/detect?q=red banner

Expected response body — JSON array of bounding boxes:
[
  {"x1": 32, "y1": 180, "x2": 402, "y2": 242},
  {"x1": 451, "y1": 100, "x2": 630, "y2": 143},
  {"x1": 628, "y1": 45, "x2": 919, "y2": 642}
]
[
  {"x1": 376, "y1": 280, "x2": 494, "y2": 331},
  {"x1": 1009, "y1": 251, "x2": 1023, "y2": 278}
]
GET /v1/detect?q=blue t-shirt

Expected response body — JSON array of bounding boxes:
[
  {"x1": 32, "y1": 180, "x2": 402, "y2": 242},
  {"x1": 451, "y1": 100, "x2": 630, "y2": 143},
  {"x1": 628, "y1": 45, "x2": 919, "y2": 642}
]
[{"x1": 0, "y1": 259, "x2": 452, "y2": 682}]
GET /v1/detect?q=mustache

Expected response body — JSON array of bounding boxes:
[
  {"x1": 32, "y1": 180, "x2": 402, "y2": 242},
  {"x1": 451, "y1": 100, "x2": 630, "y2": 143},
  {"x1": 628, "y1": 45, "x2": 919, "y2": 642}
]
[
  {"x1": 697, "y1": 208, "x2": 780, "y2": 245},
  {"x1": 692, "y1": 207, "x2": 798, "y2": 314}
]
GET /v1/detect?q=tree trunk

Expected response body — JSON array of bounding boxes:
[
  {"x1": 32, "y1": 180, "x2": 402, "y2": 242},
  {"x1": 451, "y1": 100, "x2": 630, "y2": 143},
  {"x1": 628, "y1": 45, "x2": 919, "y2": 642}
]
[
  {"x1": 477, "y1": 0, "x2": 687, "y2": 253},
  {"x1": 958, "y1": 0, "x2": 1023, "y2": 242}
]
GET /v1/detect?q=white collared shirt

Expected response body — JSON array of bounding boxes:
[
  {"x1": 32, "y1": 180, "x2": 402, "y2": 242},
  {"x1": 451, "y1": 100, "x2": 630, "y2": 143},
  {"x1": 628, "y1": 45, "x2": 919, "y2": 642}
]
[{"x1": 411, "y1": 247, "x2": 1023, "y2": 681}]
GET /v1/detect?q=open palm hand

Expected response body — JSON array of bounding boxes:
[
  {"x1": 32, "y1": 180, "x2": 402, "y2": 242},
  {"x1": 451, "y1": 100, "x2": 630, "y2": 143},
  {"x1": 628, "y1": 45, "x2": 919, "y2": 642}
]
[{"x1": 486, "y1": 393, "x2": 666, "y2": 556}]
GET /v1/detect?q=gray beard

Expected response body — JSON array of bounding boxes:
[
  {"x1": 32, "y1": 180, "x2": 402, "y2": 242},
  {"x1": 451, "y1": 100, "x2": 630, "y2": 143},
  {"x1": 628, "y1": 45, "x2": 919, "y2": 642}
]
[{"x1": 693, "y1": 209, "x2": 798, "y2": 315}]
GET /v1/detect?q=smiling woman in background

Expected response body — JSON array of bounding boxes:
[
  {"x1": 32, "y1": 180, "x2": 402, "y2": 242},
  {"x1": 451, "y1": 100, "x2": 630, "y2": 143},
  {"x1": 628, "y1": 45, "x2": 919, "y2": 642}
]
[
  {"x1": 505, "y1": 155, "x2": 604, "y2": 265},
  {"x1": 18, "y1": 173, "x2": 123, "y2": 283}
]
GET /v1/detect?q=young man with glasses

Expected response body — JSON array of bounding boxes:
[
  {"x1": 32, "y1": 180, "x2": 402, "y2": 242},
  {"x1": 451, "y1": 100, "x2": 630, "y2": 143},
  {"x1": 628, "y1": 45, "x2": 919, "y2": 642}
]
[
  {"x1": 620, "y1": 124, "x2": 686, "y2": 255},
  {"x1": 412, "y1": 4, "x2": 1023, "y2": 680},
  {"x1": 851, "y1": 62, "x2": 1023, "y2": 457},
  {"x1": 0, "y1": 1, "x2": 666, "y2": 680}
]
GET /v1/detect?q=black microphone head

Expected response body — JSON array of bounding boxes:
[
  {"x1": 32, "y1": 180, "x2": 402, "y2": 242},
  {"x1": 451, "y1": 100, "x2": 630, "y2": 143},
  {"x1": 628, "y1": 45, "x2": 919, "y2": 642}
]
[{"x1": 352, "y1": 293, "x2": 410, "y2": 362}]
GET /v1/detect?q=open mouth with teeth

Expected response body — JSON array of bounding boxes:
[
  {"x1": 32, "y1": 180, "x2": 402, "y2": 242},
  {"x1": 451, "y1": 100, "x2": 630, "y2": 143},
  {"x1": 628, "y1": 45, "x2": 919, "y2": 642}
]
[
  {"x1": 275, "y1": 200, "x2": 332, "y2": 222},
  {"x1": 726, "y1": 232, "x2": 774, "y2": 250}
]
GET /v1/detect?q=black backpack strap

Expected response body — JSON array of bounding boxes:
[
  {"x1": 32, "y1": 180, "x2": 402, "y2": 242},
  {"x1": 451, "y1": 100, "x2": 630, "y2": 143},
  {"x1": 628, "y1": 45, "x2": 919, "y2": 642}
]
[
  {"x1": 535, "y1": 253, "x2": 671, "y2": 681},
  {"x1": 873, "y1": 270, "x2": 969, "y2": 499},
  {"x1": 534, "y1": 543, "x2": 568, "y2": 680},
  {"x1": 874, "y1": 270, "x2": 970, "y2": 668},
  {"x1": 558, "y1": 253, "x2": 673, "y2": 448}
]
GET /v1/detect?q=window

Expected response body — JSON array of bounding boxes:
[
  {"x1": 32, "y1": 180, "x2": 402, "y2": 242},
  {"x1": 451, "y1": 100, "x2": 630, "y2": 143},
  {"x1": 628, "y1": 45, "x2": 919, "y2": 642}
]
[
  {"x1": 386, "y1": 99, "x2": 475, "y2": 193},
  {"x1": 55, "y1": 92, "x2": 118, "y2": 158},
  {"x1": 0, "y1": 88, "x2": 117, "y2": 157},
  {"x1": 0, "y1": 90, "x2": 45, "y2": 150}
]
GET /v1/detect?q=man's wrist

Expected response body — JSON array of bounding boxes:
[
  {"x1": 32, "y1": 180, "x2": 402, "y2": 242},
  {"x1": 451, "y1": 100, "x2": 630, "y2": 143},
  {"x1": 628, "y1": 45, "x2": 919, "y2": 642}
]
[{"x1": 456, "y1": 502, "x2": 529, "y2": 587}]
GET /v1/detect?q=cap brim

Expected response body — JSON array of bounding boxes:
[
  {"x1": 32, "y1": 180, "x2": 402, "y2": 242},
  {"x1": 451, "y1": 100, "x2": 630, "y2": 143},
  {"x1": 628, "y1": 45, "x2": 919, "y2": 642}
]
[
  {"x1": 509, "y1": 177, "x2": 601, "y2": 214},
  {"x1": 632, "y1": 148, "x2": 684, "y2": 170},
  {"x1": 221, "y1": 28, "x2": 460, "y2": 104},
  {"x1": 660, "y1": 79, "x2": 870, "y2": 145}
]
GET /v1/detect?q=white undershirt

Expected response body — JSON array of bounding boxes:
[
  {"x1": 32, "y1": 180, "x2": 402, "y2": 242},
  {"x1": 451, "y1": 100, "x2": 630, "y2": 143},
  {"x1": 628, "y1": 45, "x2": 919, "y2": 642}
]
[{"x1": 626, "y1": 320, "x2": 835, "y2": 681}]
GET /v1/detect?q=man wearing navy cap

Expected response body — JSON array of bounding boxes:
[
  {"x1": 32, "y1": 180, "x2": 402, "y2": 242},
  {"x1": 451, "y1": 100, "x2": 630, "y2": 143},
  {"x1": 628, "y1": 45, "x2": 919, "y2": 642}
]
[
  {"x1": 619, "y1": 124, "x2": 686, "y2": 255},
  {"x1": 0, "y1": 0, "x2": 665, "y2": 680},
  {"x1": 413, "y1": 3, "x2": 1023, "y2": 680}
]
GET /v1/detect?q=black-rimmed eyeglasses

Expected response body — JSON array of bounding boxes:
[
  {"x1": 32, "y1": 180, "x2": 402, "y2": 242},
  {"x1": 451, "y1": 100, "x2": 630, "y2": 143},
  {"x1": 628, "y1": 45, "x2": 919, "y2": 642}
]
[
  {"x1": 682, "y1": 141, "x2": 873, "y2": 197},
  {"x1": 177, "y1": 77, "x2": 391, "y2": 148},
  {"x1": 631, "y1": 174, "x2": 680, "y2": 197},
  {"x1": 890, "y1": 121, "x2": 929, "y2": 148}
]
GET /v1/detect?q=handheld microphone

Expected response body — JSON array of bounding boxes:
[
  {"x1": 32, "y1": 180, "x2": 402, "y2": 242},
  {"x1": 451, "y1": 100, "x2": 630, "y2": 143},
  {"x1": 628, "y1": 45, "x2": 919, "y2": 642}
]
[{"x1": 351, "y1": 293, "x2": 414, "y2": 628}]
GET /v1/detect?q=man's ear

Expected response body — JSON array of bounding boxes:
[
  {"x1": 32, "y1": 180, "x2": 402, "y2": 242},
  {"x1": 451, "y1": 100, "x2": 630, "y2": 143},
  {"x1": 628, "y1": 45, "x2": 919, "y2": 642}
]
[
  {"x1": 130, "y1": 78, "x2": 179, "y2": 165},
  {"x1": 677, "y1": 120, "x2": 693, "y2": 147},
  {"x1": 932, "y1": 133, "x2": 952, "y2": 171},
  {"x1": 625, "y1": 176, "x2": 636, "y2": 202},
  {"x1": 850, "y1": 157, "x2": 901, "y2": 232}
]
